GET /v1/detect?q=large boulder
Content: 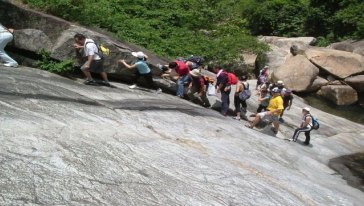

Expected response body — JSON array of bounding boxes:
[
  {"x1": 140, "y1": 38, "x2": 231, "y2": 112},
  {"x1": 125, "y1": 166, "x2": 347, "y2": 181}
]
[
  {"x1": 317, "y1": 85, "x2": 358, "y2": 105},
  {"x1": 12, "y1": 29, "x2": 52, "y2": 52},
  {"x1": 0, "y1": 0, "x2": 169, "y2": 82},
  {"x1": 345, "y1": 75, "x2": 364, "y2": 92},
  {"x1": 258, "y1": 36, "x2": 316, "y2": 49},
  {"x1": 305, "y1": 48, "x2": 364, "y2": 79},
  {"x1": 329, "y1": 39, "x2": 364, "y2": 57},
  {"x1": 308, "y1": 76, "x2": 329, "y2": 92},
  {"x1": 271, "y1": 55, "x2": 319, "y2": 92}
]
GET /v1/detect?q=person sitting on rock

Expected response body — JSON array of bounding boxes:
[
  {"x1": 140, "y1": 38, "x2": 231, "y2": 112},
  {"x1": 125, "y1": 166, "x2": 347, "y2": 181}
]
[
  {"x1": 233, "y1": 75, "x2": 249, "y2": 120},
  {"x1": 0, "y1": 23, "x2": 18, "y2": 67},
  {"x1": 168, "y1": 60, "x2": 191, "y2": 98},
  {"x1": 245, "y1": 87, "x2": 284, "y2": 135},
  {"x1": 119, "y1": 51, "x2": 162, "y2": 93},
  {"x1": 73, "y1": 33, "x2": 110, "y2": 86},
  {"x1": 290, "y1": 107, "x2": 312, "y2": 145},
  {"x1": 187, "y1": 69, "x2": 210, "y2": 107},
  {"x1": 279, "y1": 88, "x2": 293, "y2": 123}
]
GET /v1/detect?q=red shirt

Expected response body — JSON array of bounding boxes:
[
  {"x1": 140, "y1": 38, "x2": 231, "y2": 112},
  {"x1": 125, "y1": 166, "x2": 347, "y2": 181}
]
[{"x1": 175, "y1": 61, "x2": 190, "y2": 76}]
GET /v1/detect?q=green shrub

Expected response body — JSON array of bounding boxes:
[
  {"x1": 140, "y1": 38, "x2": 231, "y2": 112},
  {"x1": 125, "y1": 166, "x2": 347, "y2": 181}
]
[{"x1": 37, "y1": 49, "x2": 75, "y2": 74}]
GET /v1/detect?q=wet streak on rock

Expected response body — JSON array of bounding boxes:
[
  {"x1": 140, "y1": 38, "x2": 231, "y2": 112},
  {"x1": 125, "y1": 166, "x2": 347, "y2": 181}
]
[{"x1": 329, "y1": 153, "x2": 364, "y2": 192}]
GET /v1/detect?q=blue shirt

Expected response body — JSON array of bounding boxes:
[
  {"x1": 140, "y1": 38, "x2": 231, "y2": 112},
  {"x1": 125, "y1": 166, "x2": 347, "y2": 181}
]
[{"x1": 135, "y1": 60, "x2": 151, "y2": 74}]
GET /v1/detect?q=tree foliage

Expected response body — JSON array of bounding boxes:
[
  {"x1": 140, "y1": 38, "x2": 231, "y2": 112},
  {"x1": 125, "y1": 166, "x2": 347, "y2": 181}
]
[{"x1": 22, "y1": 0, "x2": 364, "y2": 62}]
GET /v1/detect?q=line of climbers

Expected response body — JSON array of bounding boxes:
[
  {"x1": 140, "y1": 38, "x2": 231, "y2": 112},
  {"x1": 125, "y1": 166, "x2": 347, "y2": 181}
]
[{"x1": 72, "y1": 33, "x2": 320, "y2": 146}]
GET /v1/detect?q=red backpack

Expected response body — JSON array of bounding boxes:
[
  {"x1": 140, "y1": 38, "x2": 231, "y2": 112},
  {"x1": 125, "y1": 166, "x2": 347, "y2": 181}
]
[{"x1": 227, "y1": 72, "x2": 238, "y2": 85}]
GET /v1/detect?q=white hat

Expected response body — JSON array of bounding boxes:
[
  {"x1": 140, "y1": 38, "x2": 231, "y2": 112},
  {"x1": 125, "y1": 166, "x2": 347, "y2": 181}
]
[
  {"x1": 302, "y1": 107, "x2": 310, "y2": 112},
  {"x1": 131, "y1": 51, "x2": 145, "y2": 59},
  {"x1": 190, "y1": 69, "x2": 202, "y2": 77},
  {"x1": 277, "y1": 80, "x2": 284, "y2": 85},
  {"x1": 272, "y1": 87, "x2": 281, "y2": 93},
  {"x1": 263, "y1": 65, "x2": 269, "y2": 69}
]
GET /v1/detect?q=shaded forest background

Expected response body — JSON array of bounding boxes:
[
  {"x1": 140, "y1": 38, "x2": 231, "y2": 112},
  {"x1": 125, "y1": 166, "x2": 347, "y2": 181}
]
[{"x1": 21, "y1": 0, "x2": 364, "y2": 64}]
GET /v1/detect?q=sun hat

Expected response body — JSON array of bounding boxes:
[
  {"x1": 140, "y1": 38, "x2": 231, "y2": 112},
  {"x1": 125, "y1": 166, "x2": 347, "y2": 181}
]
[
  {"x1": 190, "y1": 69, "x2": 202, "y2": 77},
  {"x1": 277, "y1": 80, "x2": 284, "y2": 85},
  {"x1": 131, "y1": 51, "x2": 145, "y2": 59},
  {"x1": 302, "y1": 107, "x2": 310, "y2": 112}
]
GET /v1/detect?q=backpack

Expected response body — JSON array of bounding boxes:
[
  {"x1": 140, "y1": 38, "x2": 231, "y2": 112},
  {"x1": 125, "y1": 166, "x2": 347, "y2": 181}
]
[
  {"x1": 258, "y1": 74, "x2": 268, "y2": 84},
  {"x1": 307, "y1": 114, "x2": 320, "y2": 130},
  {"x1": 239, "y1": 82, "x2": 251, "y2": 101},
  {"x1": 85, "y1": 41, "x2": 110, "y2": 59},
  {"x1": 186, "y1": 55, "x2": 205, "y2": 67},
  {"x1": 227, "y1": 72, "x2": 238, "y2": 85}
]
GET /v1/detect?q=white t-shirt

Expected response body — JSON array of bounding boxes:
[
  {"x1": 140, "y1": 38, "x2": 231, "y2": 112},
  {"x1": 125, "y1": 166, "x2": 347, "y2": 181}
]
[
  {"x1": 84, "y1": 39, "x2": 101, "y2": 60},
  {"x1": 0, "y1": 24, "x2": 8, "y2": 32}
]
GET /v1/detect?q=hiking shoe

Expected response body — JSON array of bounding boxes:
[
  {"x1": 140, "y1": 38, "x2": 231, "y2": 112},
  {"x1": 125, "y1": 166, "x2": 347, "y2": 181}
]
[
  {"x1": 84, "y1": 79, "x2": 97, "y2": 85},
  {"x1": 101, "y1": 81, "x2": 111, "y2": 87},
  {"x1": 156, "y1": 88, "x2": 162, "y2": 94},
  {"x1": 3, "y1": 63, "x2": 18, "y2": 67},
  {"x1": 279, "y1": 117, "x2": 285, "y2": 123},
  {"x1": 129, "y1": 84, "x2": 137, "y2": 89},
  {"x1": 303, "y1": 142, "x2": 310, "y2": 146},
  {"x1": 270, "y1": 127, "x2": 278, "y2": 134},
  {"x1": 245, "y1": 124, "x2": 253, "y2": 129},
  {"x1": 232, "y1": 116, "x2": 241, "y2": 121}
]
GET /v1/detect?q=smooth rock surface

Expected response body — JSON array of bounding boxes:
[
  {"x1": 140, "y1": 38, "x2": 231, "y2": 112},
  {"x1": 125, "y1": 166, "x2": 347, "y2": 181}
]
[
  {"x1": 345, "y1": 75, "x2": 364, "y2": 92},
  {"x1": 0, "y1": 65, "x2": 364, "y2": 205}
]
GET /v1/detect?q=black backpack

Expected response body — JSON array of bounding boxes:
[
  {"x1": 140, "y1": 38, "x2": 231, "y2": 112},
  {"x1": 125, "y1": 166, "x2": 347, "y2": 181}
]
[{"x1": 186, "y1": 55, "x2": 205, "y2": 67}]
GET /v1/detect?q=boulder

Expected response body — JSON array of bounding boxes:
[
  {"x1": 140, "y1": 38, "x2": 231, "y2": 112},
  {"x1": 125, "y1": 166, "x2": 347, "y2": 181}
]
[
  {"x1": 317, "y1": 85, "x2": 358, "y2": 105},
  {"x1": 345, "y1": 75, "x2": 364, "y2": 92},
  {"x1": 12, "y1": 29, "x2": 52, "y2": 52},
  {"x1": 242, "y1": 53, "x2": 257, "y2": 71},
  {"x1": 258, "y1": 36, "x2": 316, "y2": 49},
  {"x1": 308, "y1": 76, "x2": 329, "y2": 92},
  {"x1": 0, "y1": 1, "x2": 169, "y2": 82},
  {"x1": 329, "y1": 39, "x2": 364, "y2": 56},
  {"x1": 305, "y1": 48, "x2": 364, "y2": 79},
  {"x1": 257, "y1": 44, "x2": 290, "y2": 74},
  {"x1": 271, "y1": 55, "x2": 319, "y2": 92}
]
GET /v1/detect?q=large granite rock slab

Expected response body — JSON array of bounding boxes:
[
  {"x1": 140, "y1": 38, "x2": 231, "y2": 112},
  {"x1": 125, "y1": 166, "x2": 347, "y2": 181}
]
[
  {"x1": 345, "y1": 75, "x2": 364, "y2": 92},
  {"x1": 305, "y1": 48, "x2": 364, "y2": 79},
  {"x1": 272, "y1": 55, "x2": 319, "y2": 92},
  {"x1": 329, "y1": 39, "x2": 364, "y2": 56},
  {"x1": 317, "y1": 85, "x2": 358, "y2": 105},
  {"x1": 0, "y1": 65, "x2": 364, "y2": 205}
]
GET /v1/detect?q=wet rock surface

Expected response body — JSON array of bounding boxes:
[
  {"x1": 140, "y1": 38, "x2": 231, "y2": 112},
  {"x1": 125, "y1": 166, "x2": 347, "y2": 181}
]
[{"x1": 0, "y1": 66, "x2": 364, "y2": 205}]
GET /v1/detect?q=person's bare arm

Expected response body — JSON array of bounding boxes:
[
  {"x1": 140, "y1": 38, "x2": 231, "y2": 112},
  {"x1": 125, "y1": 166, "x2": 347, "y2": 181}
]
[{"x1": 119, "y1": 60, "x2": 136, "y2": 69}]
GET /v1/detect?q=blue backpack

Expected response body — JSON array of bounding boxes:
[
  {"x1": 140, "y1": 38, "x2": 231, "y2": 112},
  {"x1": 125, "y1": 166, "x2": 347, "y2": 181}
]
[{"x1": 307, "y1": 114, "x2": 320, "y2": 130}]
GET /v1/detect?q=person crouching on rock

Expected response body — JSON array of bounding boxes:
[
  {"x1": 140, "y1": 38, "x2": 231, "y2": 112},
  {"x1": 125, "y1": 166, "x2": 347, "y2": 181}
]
[
  {"x1": 168, "y1": 60, "x2": 191, "y2": 98},
  {"x1": 245, "y1": 87, "x2": 283, "y2": 135},
  {"x1": 119, "y1": 51, "x2": 162, "y2": 93},
  {"x1": 290, "y1": 107, "x2": 312, "y2": 145},
  {"x1": 73, "y1": 33, "x2": 110, "y2": 86},
  {"x1": 187, "y1": 69, "x2": 211, "y2": 108}
]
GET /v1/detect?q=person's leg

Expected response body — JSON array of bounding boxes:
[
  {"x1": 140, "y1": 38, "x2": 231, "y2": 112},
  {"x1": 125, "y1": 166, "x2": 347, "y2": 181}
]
[
  {"x1": 0, "y1": 33, "x2": 18, "y2": 66},
  {"x1": 100, "y1": 72, "x2": 109, "y2": 82},
  {"x1": 249, "y1": 113, "x2": 262, "y2": 128},
  {"x1": 272, "y1": 119, "x2": 280, "y2": 134},
  {"x1": 177, "y1": 75, "x2": 190, "y2": 97},
  {"x1": 187, "y1": 86, "x2": 198, "y2": 102},
  {"x1": 221, "y1": 91, "x2": 230, "y2": 116},
  {"x1": 304, "y1": 131, "x2": 311, "y2": 145},
  {"x1": 292, "y1": 127, "x2": 311, "y2": 142},
  {"x1": 200, "y1": 93, "x2": 210, "y2": 107},
  {"x1": 241, "y1": 100, "x2": 247, "y2": 119},
  {"x1": 233, "y1": 95, "x2": 241, "y2": 118},
  {"x1": 80, "y1": 62, "x2": 93, "y2": 81},
  {"x1": 291, "y1": 128, "x2": 301, "y2": 141},
  {"x1": 257, "y1": 104, "x2": 264, "y2": 113}
]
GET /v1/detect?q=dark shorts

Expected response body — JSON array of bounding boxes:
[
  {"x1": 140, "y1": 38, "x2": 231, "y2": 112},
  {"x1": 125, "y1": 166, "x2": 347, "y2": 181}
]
[{"x1": 81, "y1": 59, "x2": 104, "y2": 73}]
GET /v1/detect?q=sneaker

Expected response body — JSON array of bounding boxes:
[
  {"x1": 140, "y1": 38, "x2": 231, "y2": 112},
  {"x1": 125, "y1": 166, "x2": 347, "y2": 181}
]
[
  {"x1": 101, "y1": 81, "x2": 111, "y2": 87},
  {"x1": 232, "y1": 116, "x2": 241, "y2": 121},
  {"x1": 279, "y1": 117, "x2": 285, "y2": 123},
  {"x1": 303, "y1": 142, "x2": 310, "y2": 145},
  {"x1": 3, "y1": 63, "x2": 18, "y2": 67},
  {"x1": 84, "y1": 79, "x2": 97, "y2": 85},
  {"x1": 129, "y1": 84, "x2": 137, "y2": 89},
  {"x1": 156, "y1": 88, "x2": 162, "y2": 94},
  {"x1": 245, "y1": 124, "x2": 253, "y2": 129}
]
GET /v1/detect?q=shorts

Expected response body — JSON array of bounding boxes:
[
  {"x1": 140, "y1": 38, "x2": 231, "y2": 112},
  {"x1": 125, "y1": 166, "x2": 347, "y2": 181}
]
[
  {"x1": 81, "y1": 59, "x2": 104, "y2": 73},
  {"x1": 257, "y1": 111, "x2": 279, "y2": 122}
]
